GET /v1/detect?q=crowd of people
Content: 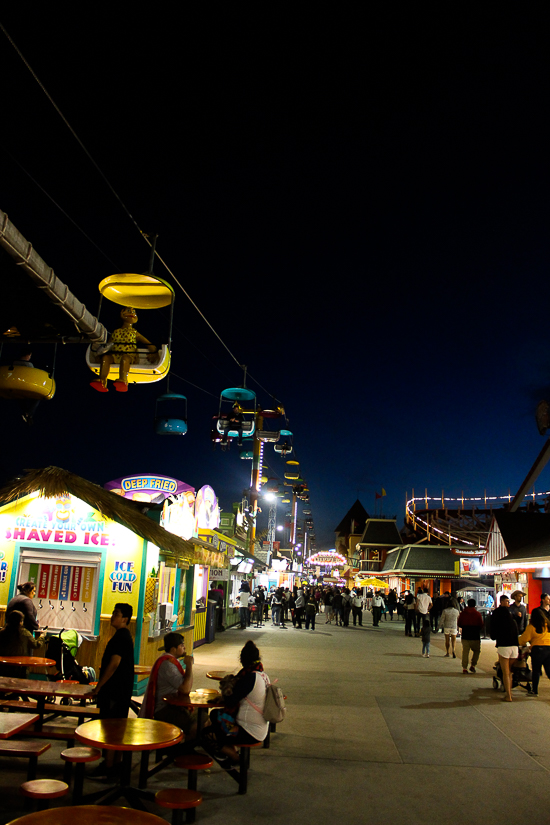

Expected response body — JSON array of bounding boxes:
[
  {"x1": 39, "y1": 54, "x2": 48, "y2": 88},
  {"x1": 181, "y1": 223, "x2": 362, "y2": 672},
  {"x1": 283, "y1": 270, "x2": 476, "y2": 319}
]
[
  {"x1": 233, "y1": 581, "x2": 473, "y2": 634},
  {"x1": 234, "y1": 579, "x2": 550, "y2": 703},
  {"x1": 235, "y1": 581, "x2": 388, "y2": 630},
  {"x1": 2, "y1": 575, "x2": 548, "y2": 784}
]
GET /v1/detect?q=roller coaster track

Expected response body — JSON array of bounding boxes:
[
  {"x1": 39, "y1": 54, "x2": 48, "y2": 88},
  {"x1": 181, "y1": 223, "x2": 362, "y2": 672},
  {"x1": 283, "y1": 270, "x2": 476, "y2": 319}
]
[{"x1": 406, "y1": 490, "x2": 550, "y2": 550}]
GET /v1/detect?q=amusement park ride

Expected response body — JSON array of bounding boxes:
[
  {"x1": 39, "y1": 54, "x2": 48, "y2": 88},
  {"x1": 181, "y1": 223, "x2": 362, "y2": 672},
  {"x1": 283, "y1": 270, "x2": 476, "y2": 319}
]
[
  {"x1": 407, "y1": 425, "x2": 550, "y2": 551},
  {"x1": 0, "y1": 211, "x2": 314, "y2": 557}
]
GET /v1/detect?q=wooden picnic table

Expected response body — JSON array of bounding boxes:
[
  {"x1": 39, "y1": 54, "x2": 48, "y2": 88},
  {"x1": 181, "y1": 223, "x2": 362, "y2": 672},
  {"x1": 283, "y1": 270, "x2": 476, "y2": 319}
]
[
  {"x1": 0, "y1": 677, "x2": 94, "y2": 728},
  {"x1": 0, "y1": 711, "x2": 40, "y2": 738}
]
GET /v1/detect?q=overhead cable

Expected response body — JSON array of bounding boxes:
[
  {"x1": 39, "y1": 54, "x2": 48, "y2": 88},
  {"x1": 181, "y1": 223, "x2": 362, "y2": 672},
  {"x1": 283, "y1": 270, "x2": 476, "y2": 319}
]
[{"x1": 1, "y1": 23, "x2": 281, "y2": 401}]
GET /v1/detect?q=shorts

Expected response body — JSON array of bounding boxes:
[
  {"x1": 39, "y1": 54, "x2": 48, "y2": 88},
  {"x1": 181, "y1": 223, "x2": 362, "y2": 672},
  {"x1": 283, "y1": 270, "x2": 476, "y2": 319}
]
[
  {"x1": 497, "y1": 646, "x2": 519, "y2": 659},
  {"x1": 443, "y1": 628, "x2": 457, "y2": 636}
]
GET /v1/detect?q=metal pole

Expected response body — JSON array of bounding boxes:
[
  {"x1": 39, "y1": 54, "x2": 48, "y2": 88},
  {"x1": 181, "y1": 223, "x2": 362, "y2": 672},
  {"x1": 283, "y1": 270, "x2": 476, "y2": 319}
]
[
  {"x1": 248, "y1": 411, "x2": 264, "y2": 556},
  {"x1": 510, "y1": 437, "x2": 550, "y2": 512},
  {"x1": 0, "y1": 209, "x2": 107, "y2": 343}
]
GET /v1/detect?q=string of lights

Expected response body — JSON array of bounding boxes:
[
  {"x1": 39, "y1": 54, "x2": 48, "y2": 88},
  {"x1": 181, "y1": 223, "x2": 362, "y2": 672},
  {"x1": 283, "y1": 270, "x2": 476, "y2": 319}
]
[{"x1": 406, "y1": 490, "x2": 550, "y2": 549}]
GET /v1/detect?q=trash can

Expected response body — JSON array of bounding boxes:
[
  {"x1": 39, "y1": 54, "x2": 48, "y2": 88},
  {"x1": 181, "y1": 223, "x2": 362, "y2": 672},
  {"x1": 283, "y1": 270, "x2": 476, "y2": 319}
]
[
  {"x1": 481, "y1": 609, "x2": 491, "y2": 640},
  {"x1": 205, "y1": 599, "x2": 217, "y2": 643}
]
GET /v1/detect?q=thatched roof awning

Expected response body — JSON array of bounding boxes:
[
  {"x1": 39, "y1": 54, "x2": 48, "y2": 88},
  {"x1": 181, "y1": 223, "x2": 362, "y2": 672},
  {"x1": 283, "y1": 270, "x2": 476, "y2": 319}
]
[{"x1": 0, "y1": 467, "x2": 227, "y2": 569}]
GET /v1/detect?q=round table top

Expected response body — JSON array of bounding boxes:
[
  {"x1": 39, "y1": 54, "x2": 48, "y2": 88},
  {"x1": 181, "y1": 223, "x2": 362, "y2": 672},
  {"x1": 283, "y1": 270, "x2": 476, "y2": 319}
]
[
  {"x1": 7, "y1": 805, "x2": 168, "y2": 825},
  {"x1": 206, "y1": 670, "x2": 232, "y2": 680},
  {"x1": 75, "y1": 718, "x2": 183, "y2": 751},
  {"x1": 0, "y1": 656, "x2": 55, "y2": 667},
  {"x1": 165, "y1": 690, "x2": 222, "y2": 708}
]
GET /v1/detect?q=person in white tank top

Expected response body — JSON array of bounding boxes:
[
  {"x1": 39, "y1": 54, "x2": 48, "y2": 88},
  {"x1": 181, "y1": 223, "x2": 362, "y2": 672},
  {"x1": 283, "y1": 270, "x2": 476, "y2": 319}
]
[{"x1": 202, "y1": 640, "x2": 269, "y2": 765}]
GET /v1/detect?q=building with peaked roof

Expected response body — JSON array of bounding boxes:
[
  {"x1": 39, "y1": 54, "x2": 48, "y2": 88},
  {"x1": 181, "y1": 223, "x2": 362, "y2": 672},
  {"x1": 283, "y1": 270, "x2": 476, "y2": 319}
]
[
  {"x1": 334, "y1": 499, "x2": 369, "y2": 538},
  {"x1": 356, "y1": 517, "x2": 403, "y2": 574},
  {"x1": 334, "y1": 500, "x2": 369, "y2": 575},
  {"x1": 482, "y1": 511, "x2": 550, "y2": 609},
  {"x1": 380, "y1": 542, "x2": 491, "y2": 599}
]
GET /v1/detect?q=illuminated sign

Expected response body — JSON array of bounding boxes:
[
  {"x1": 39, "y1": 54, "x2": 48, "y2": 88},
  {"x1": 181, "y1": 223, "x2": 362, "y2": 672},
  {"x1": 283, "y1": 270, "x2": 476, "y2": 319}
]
[
  {"x1": 123, "y1": 476, "x2": 176, "y2": 493},
  {"x1": 109, "y1": 560, "x2": 137, "y2": 593},
  {"x1": 5, "y1": 526, "x2": 111, "y2": 546},
  {"x1": 196, "y1": 486, "x2": 220, "y2": 530},
  {"x1": 105, "y1": 475, "x2": 193, "y2": 503},
  {"x1": 162, "y1": 491, "x2": 197, "y2": 540},
  {"x1": 308, "y1": 551, "x2": 347, "y2": 566},
  {"x1": 459, "y1": 557, "x2": 481, "y2": 576}
]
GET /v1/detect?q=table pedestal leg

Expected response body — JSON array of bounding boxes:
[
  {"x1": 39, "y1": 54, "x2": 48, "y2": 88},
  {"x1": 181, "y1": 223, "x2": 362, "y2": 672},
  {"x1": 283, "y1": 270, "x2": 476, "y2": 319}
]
[{"x1": 82, "y1": 751, "x2": 155, "y2": 810}]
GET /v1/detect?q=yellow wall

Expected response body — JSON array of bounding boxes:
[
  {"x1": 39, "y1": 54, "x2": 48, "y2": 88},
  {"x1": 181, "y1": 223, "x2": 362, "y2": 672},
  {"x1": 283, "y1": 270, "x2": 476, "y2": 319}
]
[{"x1": 0, "y1": 492, "x2": 146, "y2": 623}]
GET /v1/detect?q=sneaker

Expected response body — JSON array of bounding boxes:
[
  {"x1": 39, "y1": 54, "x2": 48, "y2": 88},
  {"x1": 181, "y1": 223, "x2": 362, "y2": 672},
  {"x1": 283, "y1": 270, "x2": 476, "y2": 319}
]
[
  {"x1": 469, "y1": 666, "x2": 476, "y2": 673},
  {"x1": 463, "y1": 668, "x2": 468, "y2": 674},
  {"x1": 452, "y1": 653, "x2": 456, "y2": 658}
]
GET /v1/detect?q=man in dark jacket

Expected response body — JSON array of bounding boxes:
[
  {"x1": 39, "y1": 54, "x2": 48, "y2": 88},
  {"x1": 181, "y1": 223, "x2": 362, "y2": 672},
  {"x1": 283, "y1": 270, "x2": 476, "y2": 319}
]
[
  {"x1": 508, "y1": 590, "x2": 527, "y2": 634},
  {"x1": 457, "y1": 599, "x2": 484, "y2": 673}
]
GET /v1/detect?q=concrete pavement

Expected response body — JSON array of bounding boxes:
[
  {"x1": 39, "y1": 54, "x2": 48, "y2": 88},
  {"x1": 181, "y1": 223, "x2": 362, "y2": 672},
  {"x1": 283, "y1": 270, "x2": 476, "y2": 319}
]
[{"x1": 1, "y1": 611, "x2": 549, "y2": 823}]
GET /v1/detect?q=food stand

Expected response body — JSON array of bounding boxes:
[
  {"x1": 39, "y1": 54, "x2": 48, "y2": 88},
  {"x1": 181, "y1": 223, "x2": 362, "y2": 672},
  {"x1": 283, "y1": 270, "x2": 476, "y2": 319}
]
[
  {"x1": 0, "y1": 467, "x2": 227, "y2": 690},
  {"x1": 160, "y1": 484, "x2": 228, "y2": 647}
]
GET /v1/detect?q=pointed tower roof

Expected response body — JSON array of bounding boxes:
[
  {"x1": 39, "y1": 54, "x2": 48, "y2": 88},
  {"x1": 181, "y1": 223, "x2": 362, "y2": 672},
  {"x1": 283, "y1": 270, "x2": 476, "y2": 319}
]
[{"x1": 334, "y1": 499, "x2": 369, "y2": 537}]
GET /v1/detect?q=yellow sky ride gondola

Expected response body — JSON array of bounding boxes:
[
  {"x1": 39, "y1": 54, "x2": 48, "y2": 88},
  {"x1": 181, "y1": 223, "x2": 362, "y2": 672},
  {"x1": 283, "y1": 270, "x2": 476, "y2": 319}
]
[
  {"x1": 86, "y1": 342, "x2": 171, "y2": 384},
  {"x1": 87, "y1": 252, "x2": 175, "y2": 391},
  {"x1": 98, "y1": 273, "x2": 174, "y2": 309},
  {"x1": 284, "y1": 460, "x2": 300, "y2": 480},
  {"x1": 0, "y1": 364, "x2": 55, "y2": 401}
]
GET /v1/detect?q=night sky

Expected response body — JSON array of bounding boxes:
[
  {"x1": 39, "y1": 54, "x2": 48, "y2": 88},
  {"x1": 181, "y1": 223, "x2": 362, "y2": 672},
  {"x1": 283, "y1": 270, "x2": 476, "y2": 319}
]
[{"x1": 0, "y1": 8, "x2": 548, "y2": 550}]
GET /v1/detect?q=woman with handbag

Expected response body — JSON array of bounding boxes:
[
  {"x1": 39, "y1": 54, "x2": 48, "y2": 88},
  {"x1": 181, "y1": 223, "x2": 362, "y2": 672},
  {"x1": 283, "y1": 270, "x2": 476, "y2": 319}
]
[{"x1": 202, "y1": 640, "x2": 269, "y2": 766}]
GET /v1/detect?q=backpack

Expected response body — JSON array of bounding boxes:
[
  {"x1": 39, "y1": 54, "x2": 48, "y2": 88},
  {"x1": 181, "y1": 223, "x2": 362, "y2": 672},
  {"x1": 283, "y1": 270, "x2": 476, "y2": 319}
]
[
  {"x1": 263, "y1": 682, "x2": 286, "y2": 724},
  {"x1": 245, "y1": 676, "x2": 286, "y2": 725}
]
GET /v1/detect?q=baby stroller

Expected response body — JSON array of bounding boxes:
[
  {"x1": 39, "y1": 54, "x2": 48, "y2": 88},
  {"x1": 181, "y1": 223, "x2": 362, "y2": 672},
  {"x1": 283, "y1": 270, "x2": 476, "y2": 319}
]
[
  {"x1": 492, "y1": 646, "x2": 533, "y2": 694},
  {"x1": 45, "y1": 629, "x2": 96, "y2": 702}
]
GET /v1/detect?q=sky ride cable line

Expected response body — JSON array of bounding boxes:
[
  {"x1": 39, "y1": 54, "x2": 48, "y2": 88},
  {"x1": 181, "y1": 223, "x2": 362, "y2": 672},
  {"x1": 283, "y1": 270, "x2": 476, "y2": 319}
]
[
  {"x1": 1, "y1": 22, "x2": 282, "y2": 406},
  {"x1": 1, "y1": 144, "x2": 122, "y2": 271},
  {"x1": 0, "y1": 23, "x2": 144, "y2": 244}
]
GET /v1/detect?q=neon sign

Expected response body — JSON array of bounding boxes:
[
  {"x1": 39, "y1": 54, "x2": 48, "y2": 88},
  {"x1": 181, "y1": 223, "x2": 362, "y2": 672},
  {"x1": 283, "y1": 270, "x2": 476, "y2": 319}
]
[
  {"x1": 105, "y1": 475, "x2": 193, "y2": 503},
  {"x1": 308, "y1": 551, "x2": 347, "y2": 566}
]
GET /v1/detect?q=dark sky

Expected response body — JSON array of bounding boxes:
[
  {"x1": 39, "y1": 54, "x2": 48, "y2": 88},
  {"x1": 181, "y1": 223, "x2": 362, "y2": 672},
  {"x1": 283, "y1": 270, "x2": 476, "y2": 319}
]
[{"x1": 0, "y1": 7, "x2": 548, "y2": 550}]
